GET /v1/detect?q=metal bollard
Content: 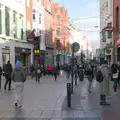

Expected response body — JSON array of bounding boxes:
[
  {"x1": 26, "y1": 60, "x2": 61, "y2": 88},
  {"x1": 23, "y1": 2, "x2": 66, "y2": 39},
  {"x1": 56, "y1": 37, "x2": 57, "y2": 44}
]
[
  {"x1": 67, "y1": 83, "x2": 71, "y2": 107},
  {"x1": 75, "y1": 74, "x2": 77, "y2": 86}
]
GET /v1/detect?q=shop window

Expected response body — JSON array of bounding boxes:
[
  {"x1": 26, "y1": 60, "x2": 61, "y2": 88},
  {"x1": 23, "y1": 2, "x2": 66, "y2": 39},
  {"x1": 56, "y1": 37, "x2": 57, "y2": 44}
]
[
  {"x1": 0, "y1": 5, "x2": 1, "y2": 34},
  {"x1": 5, "y1": 7, "x2": 10, "y2": 36},
  {"x1": 56, "y1": 28, "x2": 60, "y2": 35},
  {"x1": 107, "y1": 31, "x2": 112, "y2": 39},
  {"x1": 2, "y1": 48, "x2": 10, "y2": 66}
]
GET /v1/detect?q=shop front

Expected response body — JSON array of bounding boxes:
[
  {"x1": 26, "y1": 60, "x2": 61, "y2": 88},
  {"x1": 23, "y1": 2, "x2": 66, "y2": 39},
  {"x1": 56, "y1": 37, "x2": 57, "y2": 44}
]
[
  {"x1": 15, "y1": 47, "x2": 31, "y2": 73},
  {"x1": 2, "y1": 47, "x2": 10, "y2": 67}
]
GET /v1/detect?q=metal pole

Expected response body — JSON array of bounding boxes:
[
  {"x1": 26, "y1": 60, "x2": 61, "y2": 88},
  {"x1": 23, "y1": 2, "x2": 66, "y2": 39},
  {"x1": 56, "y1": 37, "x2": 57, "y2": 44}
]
[
  {"x1": 71, "y1": 44, "x2": 74, "y2": 93},
  {"x1": 64, "y1": 38, "x2": 65, "y2": 64}
]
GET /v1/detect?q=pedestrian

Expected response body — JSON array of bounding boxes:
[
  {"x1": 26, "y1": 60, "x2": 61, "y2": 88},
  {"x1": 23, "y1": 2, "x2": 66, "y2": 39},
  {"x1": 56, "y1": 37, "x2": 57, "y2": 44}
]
[
  {"x1": 53, "y1": 65, "x2": 58, "y2": 81},
  {"x1": 30, "y1": 64, "x2": 35, "y2": 79},
  {"x1": 3, "y1": 61, "x2": 13, "y2": 91},
  {"x1": 111, "y1": 63, "x2": 119, "y2": 94},
  {"x1": 87, "y1": 65, "x2": 93, "y2": 93},
  {"x1": 36, "y1": 66, "x2": 42, "y2": 82},
  {"x1": 0, "y1": 66, "x2": 2, "y2": 90},
  {"x1": 99, "y1": 60, "x2": 111, "y2": 106},
  {"x1": 11, "y1": 60, "x2": 26, "y2": 108},
  {"x1": 117, "y1": 61, "x2": 120, "y2": 87}
]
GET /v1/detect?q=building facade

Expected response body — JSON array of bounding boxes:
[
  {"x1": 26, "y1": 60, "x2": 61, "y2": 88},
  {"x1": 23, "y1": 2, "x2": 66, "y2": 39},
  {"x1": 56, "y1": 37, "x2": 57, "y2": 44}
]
[
  {"x1": 51, "y1": 2, "x2": 70, "y2": 65},
  {"x1": 0, "y1": 0, "x2": 33, "y2": 70},
  {"x1": 100, "y1": 0, "x2": 113, "y2": 64},
  {"x1": 113, "y1": 0, "x2": 120, "y2": 62},
  {"x1": 44, "y1": 0, "x2": 54, "y2": 65}
]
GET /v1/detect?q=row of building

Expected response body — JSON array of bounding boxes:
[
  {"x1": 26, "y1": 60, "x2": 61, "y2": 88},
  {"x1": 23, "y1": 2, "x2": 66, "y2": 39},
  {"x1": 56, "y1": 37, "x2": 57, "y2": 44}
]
[
  {"x1": 100, "y1": 0, "x2": 120, "y2": 64},
  {"x1": 0, "y1": 0, "x2": 92, "y2": 72},
  {"x1": 0, "y1": 0, "x2": 72, "y2": 70}
]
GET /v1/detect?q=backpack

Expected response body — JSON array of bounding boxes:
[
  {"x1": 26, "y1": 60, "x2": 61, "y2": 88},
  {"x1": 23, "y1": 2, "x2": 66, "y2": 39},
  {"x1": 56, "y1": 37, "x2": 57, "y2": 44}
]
[
  {"x1": 37, "y1": 69, "x2": 41, "y2": 74},
  {"x1": 96, "y1": 70, "x2": 103, "y2": 82}
]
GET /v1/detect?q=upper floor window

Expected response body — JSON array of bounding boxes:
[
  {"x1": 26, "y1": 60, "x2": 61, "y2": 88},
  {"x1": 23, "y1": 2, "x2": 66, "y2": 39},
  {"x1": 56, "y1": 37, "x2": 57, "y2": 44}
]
[
  {"x1": 27, "y1": 0, "x2": 30, "y2": 7},
  {"x1": 39, "y1": 13, "x2": 41, "y2": 24},
  {"x1": 13, "y1": 11, "x2": 17, "y2": 38},
  {"x1": 5, "y1": 7, "x2": 10, "y2": 36},
  {"x1": 33, "y1": 9, "x2": 36, "y2": 21},
  {"x1": 56, "y1": 15, "x2": 60, "y2": 24},
  {"x1": 106, "y1": 2, "x2": 108, "y2": 14},
  {"x1": 56, "y1": 28, "x2": 60, "y2": 35}
]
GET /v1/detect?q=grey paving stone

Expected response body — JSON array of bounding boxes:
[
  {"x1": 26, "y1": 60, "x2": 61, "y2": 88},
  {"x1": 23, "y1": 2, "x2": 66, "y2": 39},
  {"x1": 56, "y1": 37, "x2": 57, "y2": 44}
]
[
  {"x1": 52, "y1": 110, "x2": 62, "y2": 118},
  {"x1": 74, "y1": 118, "x2": 86, "y2": 120},
  {"x1": 73, "y1": 110, "x2": 85, "y2": 118},
  {"x1": 86, "y1": 118, "x2": 100, "y2": 120},
  {"x1": 40, "y1": 110, "x2": 53, "y2": 118},
  {"x1": 62, "y1": 111, "x2": 74, "y2": 118},
  {"x1": 28, "y1": 109, "x2": 43, "y2": 118},
  {"x1": 62, "y1": 118, "x2": 74, "y2": 120},
  {"x1": 16, "y1": 110, "x2": 32, "y2": 117}
]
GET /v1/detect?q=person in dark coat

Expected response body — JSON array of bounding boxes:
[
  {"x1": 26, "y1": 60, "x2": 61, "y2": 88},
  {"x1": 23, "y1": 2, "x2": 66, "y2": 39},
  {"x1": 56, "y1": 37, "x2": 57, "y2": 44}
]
[
  {"x1": 36, "y1": 66, "x2": 42, "y2": 82},
  {"x1": 0, "y1": 66, "x2": 2, "y2": 90},
  {"x1": 3, "y1": 61, "x2": 13, "y2": 91},
  {"x1": 53, "y1": 65, "x2": 58, "y2": 81}
]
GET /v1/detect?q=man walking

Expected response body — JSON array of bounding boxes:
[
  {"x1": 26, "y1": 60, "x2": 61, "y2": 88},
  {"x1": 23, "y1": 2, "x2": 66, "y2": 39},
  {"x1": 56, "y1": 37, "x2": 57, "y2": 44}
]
[
  {"x1": 11, "y1": 60, "x2": 26, "y2": 108},
  {"x1": 100, "y1": 60, "x2": 111, "y2": 106},
  {"x1": 4, "y1": 61, "x2": 13, "y2": 91}
]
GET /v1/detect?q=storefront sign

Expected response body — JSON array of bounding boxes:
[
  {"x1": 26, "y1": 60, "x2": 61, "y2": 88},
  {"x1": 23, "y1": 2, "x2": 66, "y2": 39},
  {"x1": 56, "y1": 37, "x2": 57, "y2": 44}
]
[{"x1": 33, "y1": 49, "x2": 40, "y2": 55}]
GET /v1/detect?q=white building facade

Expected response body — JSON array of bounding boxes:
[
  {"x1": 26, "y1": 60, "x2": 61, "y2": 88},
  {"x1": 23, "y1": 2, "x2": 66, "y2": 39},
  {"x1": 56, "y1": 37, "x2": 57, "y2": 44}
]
[
  {"x1": 0, "y1": 0, "x2": 33, "y2": 71},
  {"x1": 32, "y1": 0, "x2": 45, "y2": 51},
  {"x1": 100, "y1": 0, "x2": 113, "y2": 64}
]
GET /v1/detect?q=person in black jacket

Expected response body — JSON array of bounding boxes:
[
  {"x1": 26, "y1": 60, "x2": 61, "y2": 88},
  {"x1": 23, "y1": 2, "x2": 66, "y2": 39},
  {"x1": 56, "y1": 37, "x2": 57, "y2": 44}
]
[
  {"x1": 111, "y1": 63, "x2": 118, "y2": 94},
  {"x1": 3, "y1": 61, "x2": 13, "y2": 91},
  {"x1": 0, "y1": 66, "x2": 2, "y2": 90}
]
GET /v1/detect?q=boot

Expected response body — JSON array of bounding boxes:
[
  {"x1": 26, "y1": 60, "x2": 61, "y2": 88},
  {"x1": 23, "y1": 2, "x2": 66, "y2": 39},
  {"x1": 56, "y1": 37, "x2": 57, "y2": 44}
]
[
  {"x1": 102, "y1": 95, "x2": 110, "y2": 106},
  {"x1": 100, "y1": 94, "x2": 104, "y2": 105}
]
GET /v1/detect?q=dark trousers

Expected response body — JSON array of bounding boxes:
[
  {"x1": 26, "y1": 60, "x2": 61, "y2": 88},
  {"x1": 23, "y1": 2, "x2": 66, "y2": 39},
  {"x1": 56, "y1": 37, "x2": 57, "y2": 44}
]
[
  {"x1": 54, "y1": 73, "x2": 57, "y2": 81},
  {"x1": 114, "y1": 78, "x2": 117, "y2": 92},
  {"x1": 0, "y1": 75, "x2": 1, "y2": 89},
  {"x1": 4, "y1": 77, "x2": 11, "y2": 90}
]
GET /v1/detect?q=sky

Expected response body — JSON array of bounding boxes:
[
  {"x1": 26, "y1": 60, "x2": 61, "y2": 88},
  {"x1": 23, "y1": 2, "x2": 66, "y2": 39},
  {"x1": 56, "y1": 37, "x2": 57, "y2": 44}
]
[{"x1": 52, "y1": 0, "x2": 100, "y2": 50}]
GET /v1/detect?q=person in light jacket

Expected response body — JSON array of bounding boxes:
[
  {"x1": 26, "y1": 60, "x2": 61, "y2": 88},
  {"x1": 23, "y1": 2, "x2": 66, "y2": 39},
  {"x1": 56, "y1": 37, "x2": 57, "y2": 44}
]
[
  {"x1": 100, "y1": 60, "x2": 111, "y2": 106},
  {"x1": 11, "y1": 60, "x2": 26, "y2": 108}
]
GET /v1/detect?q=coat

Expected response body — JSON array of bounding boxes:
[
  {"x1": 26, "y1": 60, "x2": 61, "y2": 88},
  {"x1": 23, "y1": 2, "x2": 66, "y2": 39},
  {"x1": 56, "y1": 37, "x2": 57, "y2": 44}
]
[{"x1": 100, "y1": 64, "x2": 111, "y2": 95}]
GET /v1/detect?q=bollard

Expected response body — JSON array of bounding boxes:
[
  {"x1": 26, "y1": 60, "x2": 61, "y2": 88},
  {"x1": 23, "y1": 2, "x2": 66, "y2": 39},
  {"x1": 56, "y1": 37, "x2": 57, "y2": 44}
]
[
  {"x1": 75, "y1": 74, "x2": 77, "y2": 86},
  {"x1": 67, "y1": 83, "x2": 71, "y2": 108}
]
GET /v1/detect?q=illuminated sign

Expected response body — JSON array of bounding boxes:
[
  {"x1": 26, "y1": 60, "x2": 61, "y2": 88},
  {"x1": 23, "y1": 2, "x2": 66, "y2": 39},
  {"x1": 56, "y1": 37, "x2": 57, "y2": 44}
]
[{"x1": 33, "y1": 49, "x2": 40, "y2": 54}]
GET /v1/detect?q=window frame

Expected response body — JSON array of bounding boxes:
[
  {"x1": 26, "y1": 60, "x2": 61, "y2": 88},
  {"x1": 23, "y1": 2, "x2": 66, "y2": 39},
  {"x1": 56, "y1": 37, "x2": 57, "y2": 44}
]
[{"x1": 56, "y1": 28, "x2": 60, "y2": 35}]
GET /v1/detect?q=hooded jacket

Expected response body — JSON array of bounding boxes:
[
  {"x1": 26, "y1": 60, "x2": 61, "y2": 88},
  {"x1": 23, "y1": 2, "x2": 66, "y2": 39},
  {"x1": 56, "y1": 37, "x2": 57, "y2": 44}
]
[{"x1": 11, "y1": 60, "x2": 26, "y2": 83}]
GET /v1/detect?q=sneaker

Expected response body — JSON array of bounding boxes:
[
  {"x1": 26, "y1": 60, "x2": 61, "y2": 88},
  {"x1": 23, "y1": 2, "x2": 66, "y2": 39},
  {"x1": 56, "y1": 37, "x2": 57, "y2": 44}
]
[
  {"x1": 15, "y1": 103, "x2": 18, "y2": 108},
  {"x1": 114, "y1": 92, "x2": 117, "y2": 95}
]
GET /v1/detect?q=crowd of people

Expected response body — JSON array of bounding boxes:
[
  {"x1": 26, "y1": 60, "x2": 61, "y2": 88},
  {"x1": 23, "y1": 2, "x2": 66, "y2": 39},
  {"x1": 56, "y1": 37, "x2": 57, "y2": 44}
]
[{"x1": 0, "y1": 59, "x2": 120, "y2": 108}]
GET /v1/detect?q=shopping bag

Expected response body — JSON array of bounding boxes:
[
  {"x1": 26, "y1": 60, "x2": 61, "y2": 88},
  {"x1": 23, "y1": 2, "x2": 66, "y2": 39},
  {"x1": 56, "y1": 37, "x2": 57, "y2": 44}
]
[{"x1": 92, "y1": 79, "x2": 97, "y2": 88}]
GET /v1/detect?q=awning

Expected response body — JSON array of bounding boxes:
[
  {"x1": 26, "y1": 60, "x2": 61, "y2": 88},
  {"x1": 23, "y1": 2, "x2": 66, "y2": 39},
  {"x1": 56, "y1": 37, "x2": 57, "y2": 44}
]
[{"x1": 27, "y1": 29, "x2": 35, "y2": 43}]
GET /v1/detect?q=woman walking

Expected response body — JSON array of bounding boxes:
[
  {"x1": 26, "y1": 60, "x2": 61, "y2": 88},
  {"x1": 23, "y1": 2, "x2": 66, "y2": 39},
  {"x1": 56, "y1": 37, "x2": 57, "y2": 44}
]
[{"x1": 11, "y1": 60, "x2": 26, "y2": 108}]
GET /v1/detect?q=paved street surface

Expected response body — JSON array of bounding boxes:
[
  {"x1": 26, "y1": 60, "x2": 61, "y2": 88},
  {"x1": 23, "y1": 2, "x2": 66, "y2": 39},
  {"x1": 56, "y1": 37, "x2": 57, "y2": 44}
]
[
  {"x1": 62, "y1": 78, "x2": 120, "y2": 120},
  {"x1": 0, "y1": 73, "x2": 120, "y2": 120}
]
